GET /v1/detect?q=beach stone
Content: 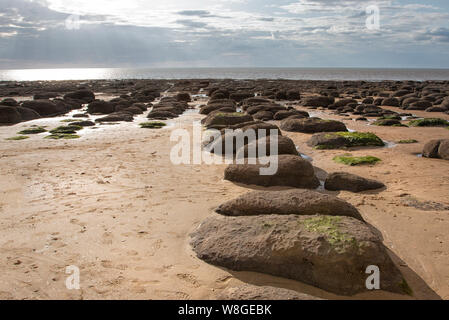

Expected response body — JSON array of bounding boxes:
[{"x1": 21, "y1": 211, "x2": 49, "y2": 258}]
[
  {"x1": 176, "y1": 92, "x2": 191, "y2": 102},
  {"x1": 215, "y1": 189, "x2": 363, "y2": 220},
  {"x1": 95, "y1": 112, "x2": 133, "y2": 122},
  {"x1": 373, "y1": 119, "x2": 402, "y2": 126},
  {"x1": 406, "y1": 100, "x2": 432, "y2": 110},
  {"x1": 224, "y1": 155, "x2": 320, "y2": 188},
  {"x1": 200, "y1": 104, "x2": 235, "y2": 115},
  {"x1": 307, "y1": 132, "x2": 384, "y2": 149},
  {"x1": 64, "y1": 90, "x2": 95, "y2": 102},
  {"x1": 253, "y1": 110, "x2": 274, "y2": 121},
  {"x1": 1, "y1": 98, "x2": 19, "y2": 106},
  {"x1": 381, "y1": 97, "x2": 400, "y2": 107},
  {"x1": 87, "y1": 100, "x2": 115, "y2": 114},
  {"x1": 16, "y1": 107, "x2": 41, "y2": 121},
  {"x1": 302, "y1": 96, "x2": 335, "y2": 107},
  {"x1": 423, "y1": 140, "x2": 443, "y2": 158},
  {"x1": 147, "y1": 110, "x2": 178, "y2": 120},
  {"x1": 218, "y1": 285, "x2": 321, "y2": 300},
  {"x1": 33, "y1": 92, "x2": 59, "y2": 100},
  {"x1": 230, "y1": 92, "x2": 254, "y2": 102},
  {"x1": 280, "y1": 118, "x2": 347, "y2": 133},
  {"x1": 71, "y1": 120, "x2": 95, "y2": 127},
  {"x1": 237, "y1": 135, "x2": 298, "y2": 158},
  {"x1": 203, "y1": 112, "x2": 253, "y2": 128},
  {"x1": 0, "y1": 106, "x2": 22, "y2": 124},
  {"x1": 191, "y1": 214, "x2": 407, "y2": 296},
  {"x1": 438, "y1": 140, "x2": 449, "y2": 160},
  {"x1": 286, "y1": 90, "x2": 301, "y2": 100},
  {"x1": 324, "y1": 172, "x2": 385, "y2": 193},
  {"x1": 273, "y1": 109, "x2": 309, "y2": 120},
  {"x1": 21, "y1": 100, "x2": 67, "y2": 116}
]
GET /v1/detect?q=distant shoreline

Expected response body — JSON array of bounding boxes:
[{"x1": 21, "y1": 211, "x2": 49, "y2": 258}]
[{"x1": 2, "y1": 67, "x2": 449, "y2": 82}]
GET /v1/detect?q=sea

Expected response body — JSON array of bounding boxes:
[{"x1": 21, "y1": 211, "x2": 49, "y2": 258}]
[{"x1": 1, "y1": 67, "x2": 449, "y2": 82}]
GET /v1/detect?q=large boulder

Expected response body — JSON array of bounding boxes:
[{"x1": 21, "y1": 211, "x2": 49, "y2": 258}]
[
  {"x1": 324, "y1": 172, "x2": 385, "y2": 193},
  {"x1": 147, "y1": 110, "x2": 178, "y2": 120},
  {"x1": 87, "y1": 100, "x2": 115, "y2": 114},
  {"x1": 224, "y1": 155, "x2": 320, "y2": 188},
  {"x1": 0, "y1": 106, "x2": 22, "y2": 124},
  {"x1": 218, "y1": 285, "x2": 321, "y2": 300},
  {"x1": 21, "y1": 100, "x2": 67, "y2": 116},
  {"x1": 237, "y1": 135, "x2": 298, "y2": 158},
  {"x1": 423, "y1": 139, "x2": 449, "y2": 160},
  {"x1": 381, "y1": 97, "x2": 400, "y2": 107},
  {"x1": 215, "y1": 189, "x2": 363, "y2": 220},
  {"x1": 191, "y1": 214, "x2": 408, "y2": 296},
  {"x1": 64, "y1": 90, "x2": 95, "y2": 102},
  {"x1": 302, "y1": 96, "x2": 335, "y2": 107},
  {"x1": 203, "y1": 112, "x2": 253, "y2": 128},
  {"x1": 16, "y1": 107, "x2": 41, "y2": 121},
  {"x1": 1, "y1": 98, "x2": 19, "y2": 106},
  {"x1": 307, "y1": 132, "x2": 384, "y2": 149},
  {"x1": 273, "y1": 109, "x2": 309, "y2": 120},
  {"x1": 406, "y1": 100, "x2": 432, "y2": 110},
  {"x1": 95, "y1": 112, "x2": 133, "y2": 122},
  {"x1": 176, "y1": 92, "x2": 191, "y2": 102},
  {"x1": 280, "y1": 118, "x2": 347, "y2": 133}
]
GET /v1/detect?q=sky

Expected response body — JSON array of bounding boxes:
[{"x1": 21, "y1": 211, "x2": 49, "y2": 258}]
[{"x1": 0, "y1": 0, "x2": 449, "y2": 69}]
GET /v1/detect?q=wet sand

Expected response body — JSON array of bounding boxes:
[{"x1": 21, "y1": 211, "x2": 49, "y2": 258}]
[{"x1": 0, "y1": 90, "x2": 449, "y2": 300}]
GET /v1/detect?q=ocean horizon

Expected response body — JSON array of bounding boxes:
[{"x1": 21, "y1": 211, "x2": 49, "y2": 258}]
[{"x1": 2, "y1": 67, "x2": 449, "y2": 82}]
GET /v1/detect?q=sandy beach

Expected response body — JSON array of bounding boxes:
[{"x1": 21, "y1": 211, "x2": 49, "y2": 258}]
[{"x1": 1, "y1": 80, "x2": 449, "y2": 300}]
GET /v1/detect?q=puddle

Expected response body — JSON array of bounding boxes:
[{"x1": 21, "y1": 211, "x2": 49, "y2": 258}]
[{"x1": 383, "y1": 140, "x2": 397, "y2": 149}]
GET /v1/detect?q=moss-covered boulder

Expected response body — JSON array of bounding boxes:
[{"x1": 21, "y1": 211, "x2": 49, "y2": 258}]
[
  {"x1": 373, "y1": 119, "x2": 402, "y2": 126},
  {"x1": 408, "y1": 118, "x2": 449, "y2": 127},
  {"x1": 191, "y1": 214, "x2": 408, "y2": 296},
  {"x1": 307, "y1": 132, "x2": 385, "y2": 149}
]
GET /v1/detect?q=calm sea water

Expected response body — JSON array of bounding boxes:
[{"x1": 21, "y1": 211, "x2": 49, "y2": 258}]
[{"x1": 1, "y1": 68, "x2": 449, "y2": 82}]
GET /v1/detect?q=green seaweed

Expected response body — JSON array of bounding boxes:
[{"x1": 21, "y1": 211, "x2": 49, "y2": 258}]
[
  {"x1": 45, "y1": 134, "x2": 80, "y2": 140},
  {"x1": 49, "y1": 125, "x2": 83, "y2": 134},
  {"x1": 408, "y1": 118, "x2": 449, "y2": 127},
  {"x1": 399, "y1": 279, "x2": 413, "y2": 296},
  {"x1": 301, "y1": 216, "x2": 357, "y2": 248},
  {"x1": 5, "y1": 135, "x2": 29, "y2": 141},
  {"x1": 140, "y1": 121, "x2": 167, "y2": 129},
  {"x1": 333, "y1": 155, "x2": 381, "y2": 166},
  {"x1": 18, "y1": 127, "x2": 47, "y2": 135}
]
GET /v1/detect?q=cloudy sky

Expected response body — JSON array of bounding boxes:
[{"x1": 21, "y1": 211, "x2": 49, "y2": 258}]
[{"x1": 0, "y1": 0, "x2": 449, "y2": 69}]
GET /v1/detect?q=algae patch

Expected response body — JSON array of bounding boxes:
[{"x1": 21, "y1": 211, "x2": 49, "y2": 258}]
[{"x1": 333, "y1": 155, "x2": 381, "y2": 166}]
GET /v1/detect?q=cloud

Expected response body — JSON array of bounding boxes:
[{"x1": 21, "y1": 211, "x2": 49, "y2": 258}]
[{"x1": 1, "y1": 0, "x2": 449, "y2": 68}]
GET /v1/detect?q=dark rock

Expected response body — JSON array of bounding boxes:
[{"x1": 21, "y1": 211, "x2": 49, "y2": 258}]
[
  {"x1": 224, "y1": 155, "x2": 320, "y2": 188},
  {"x1": 0, "y1": 106, "x2": 21, "y2": 124},
  {"x1": 16, "y1": 107, "x2": 40, "y2": 121},
  {"x1": 280, "y1": 118, "x2": 347, "y2": 133},
  {"x1": 87, "y1": 100, "x2": 115, "y2": 114},
  {"x1": 191, "y1": 214, "x2": 407, "y2": 296},
  {"x1": 325, "y1": 172, "x2": 385, "y2": 192},
  {"x1": 216, "y1": 189, "x2": 363, "y2": 220},
  {"x1": 64, "y1": 90, "x2": 95, "y2": 102},
  {"x1": 21, "y1": 100, "x2": 67, "y2": 116}
]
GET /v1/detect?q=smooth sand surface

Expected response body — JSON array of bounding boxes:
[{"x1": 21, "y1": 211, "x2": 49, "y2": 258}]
[{"x1": 0, "y1": 95, "x2": 448, "y2": 300}]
